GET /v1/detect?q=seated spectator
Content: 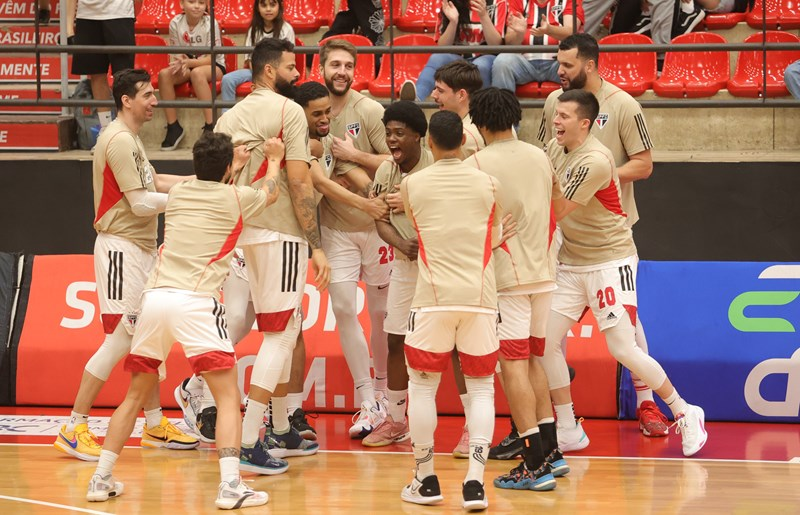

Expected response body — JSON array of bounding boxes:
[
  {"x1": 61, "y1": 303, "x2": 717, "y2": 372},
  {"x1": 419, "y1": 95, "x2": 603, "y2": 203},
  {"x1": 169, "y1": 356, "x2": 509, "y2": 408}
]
[
  {"x1": 695, "y1": 0, "x2": 753, "y2": 13},
  {"x1": 400, "y1": 0, "x2": 508, "y2": 101},
  {"x1": 220, "y1": 0, "x2": 295, "y2": 112},
  {"x1": 492, "y1": 0, "x2": 584, "y2": 91},
  {"x1": 786, "y1": 59, "x2": 800, "y2": 99},
  {"x1": 322, "y1": 0, "x2": 385, "y2": 45},
  {"x1": 159, "y1": 0, "x2": 227, "y2": 151}
]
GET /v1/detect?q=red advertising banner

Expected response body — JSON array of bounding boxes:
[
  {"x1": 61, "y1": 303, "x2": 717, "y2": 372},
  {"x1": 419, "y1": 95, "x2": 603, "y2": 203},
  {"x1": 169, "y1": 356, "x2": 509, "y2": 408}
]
[
  {"x1": 0, "y1": 56, "x2": 79, "y2": 82},
  {"x1": 0, "y1": 89, "x2": 61, "y2": 114},
  {"x1": 0, "y1": 122, "x2": 58, "y2": 150},
  {"x1": 16, "y1": 255, "x2": 617, "y2": 418},
  {"x1": 0, "y1": 0, "x2": 61, "y2": 22}
]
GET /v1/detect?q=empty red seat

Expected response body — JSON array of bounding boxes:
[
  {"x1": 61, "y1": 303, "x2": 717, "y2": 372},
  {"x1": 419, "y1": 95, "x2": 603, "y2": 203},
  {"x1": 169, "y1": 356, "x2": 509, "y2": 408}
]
[
  {"x1": 598, "y1": 33, "x2": 657, "y2": 96},
  {"x1": 339, "y1": 0, "x2": 404, "y2": 28},
  {"x1": 214, "y1": 0, "x2": 251, "y2": 33},
  {"x1": 653, "y1": 32, "x2": 729, "y2": 98},
  {"x1": 175, "y1": 36, "x2": 239, "y2": 97},
  {"x1": 395, "y1": 0, "x2": 438, "y2": 32},
  {"x1": 235, "y1": 38, "x2": 307, "y2": 96},
  {"x1": 108, "y1": 34, "x2": 168, "y2": 88},
  {"x1": 515, "y1": 81, "x2": 560, "y2": 98},
  {"x1": 285, "y1": 0, "x2": 329, "y2": 33},
  {"x1": 728, "y1": 31, "x2": 800, "y2": 97},
  {"x1": 368, "y1": 34, "x2": 434, "y2": 97},
  {"x1": 747, "y1": 0, "x2": 800, "y2": 28},
  {"x1": 703, "y1": 11, "x2": 747, "y2": 29},
  {"x1": 135, "y1": 0, "x2": 182, "y2": 33},
  {"x1": 306, "y1": 34, "x2": 375, "y2": 91}
]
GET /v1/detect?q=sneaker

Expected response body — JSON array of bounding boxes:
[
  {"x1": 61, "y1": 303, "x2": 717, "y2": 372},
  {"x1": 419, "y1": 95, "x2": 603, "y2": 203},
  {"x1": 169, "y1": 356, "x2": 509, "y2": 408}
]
[
  {"x1": 362, "y1": 415, "x2": 410, "y2": 447},
  {"x1": 161, "y1": 122, "x2": 184, "y2": 151},
  {"x1": 289, "y1": 408, "x2": 317, "y2": 440},
  {"x1": 452, "y1": 425, "x2": 470, "y2": 458},
  {"x1": 568, "y1": 365, "x2": 576, "y2": 382},
  {"x1": 174, "y1": 378, "x2": 201, "y2": 435},
  {"x1": 141, "y1": 416, "x2": 200, "y2": 450},
  {"x1": 399, "y1": 79, "x2": 417, "y2": 101},
  {"x1": 545, "y1": 449, "x2": 570, "y2": 478},
  {"x1": 215, "y1": 477, "x2": 268, "y2": 510},
  {"x1": 676, "y1": 7, "x2": 706, "y2": 35},
  {"x1": 462, "y1": 480, "x2": 488, "y2": 511},
  {"x1": 38, "y1": 8, "x2": 51, "y2": 24},
  {"x1": 264, "y1": 426, "x2": 319, "y2": 458},
  {"x1": 401, "y1": 474, "x2": 444, "y2": 505},
  {"x1": 557, "y1": 419, "x2": 590, "y2": 452},
  {"x1": 349, "y1": 400, "x2": 387, "y2": 439},
  {"x1": 674, "y1": 404, "x2": 708, "y2": 457},
  {"x1": 239, "y1": 440, "x2": 290, "y2": 475},
  {"x1": 494, "y1": 462, "x2": 556, "y2": 491},
  {"x1": 195, "y1": 406, "x2": 217, "y2": 443},
  {"x1": 86, "y1": 473, "x2": 124, "y2": 502},
  {"x1": 54, "y1": 423, "x2": 102, "y2": 461},
  {"x1": 488, "y1": 427, "x2": 522, "y2": 460},
  {"x1": 638, "y1": 400, "x2": 669, "y2": 437},
  {"x1": 631, "y1": 14, "x2": 652, "y2": 36}
]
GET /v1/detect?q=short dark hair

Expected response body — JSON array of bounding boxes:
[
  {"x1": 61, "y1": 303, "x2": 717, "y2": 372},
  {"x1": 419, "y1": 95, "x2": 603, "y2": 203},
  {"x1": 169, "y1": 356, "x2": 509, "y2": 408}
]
[
  {"x1": 382, "y1": 100, "x2": 428, "y2": 137},
  {"x1": 428, "y1": 111, "x2": 463, "y2": 151},
  {"x1": 193, "y1": 132, "x2": 234, "y2": 182},
  {"x1": 559, "y1": 33, "x2": 600, "y2": 65},
  {"x1": 251, "y1": 37, "x2": 295, "y2": 82},
  {"x1": 557, "y1": 89, "x2": 600, "y2": 126},
  {"x1": 112, "y1": 69, "x2": 151, "y2": 110},
  {"x1": 320, "y1": 38, "x2": 358, "y2": 66},
  {"x1": 433, "y1": 60, "x2": 482, "y2": 97},
  {"x1": 469, "y1": 87, "x2": 521, "y2": 133},
  {"x1": 293, "y1": 81, "x2": 330, "y2": 108}
]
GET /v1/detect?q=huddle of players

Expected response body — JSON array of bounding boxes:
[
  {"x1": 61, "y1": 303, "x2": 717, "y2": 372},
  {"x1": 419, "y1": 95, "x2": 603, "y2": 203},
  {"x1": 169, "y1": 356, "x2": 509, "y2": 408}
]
[{"x1": 65, "y1": 31, "x2": 708, "y2": 512}]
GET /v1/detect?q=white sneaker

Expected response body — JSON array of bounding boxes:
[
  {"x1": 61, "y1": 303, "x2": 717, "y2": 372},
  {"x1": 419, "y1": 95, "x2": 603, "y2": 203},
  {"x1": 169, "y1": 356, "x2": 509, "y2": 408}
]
[
  {"x1": 557, "y1": 419, "x2": 590, "y2": 452},
  {"x1": 675, "y1": 404, "x2": 708, "y2": 457},
  {"x1": 86, "y1": 473, "x2": 124, "y2": 502},
  {"x1": 215, "y1": 477, "x2": 268, "y2": 510},
  {"x1": 349, "y1": 400, "x2": 387, "y2": 438},
  {"x1": 401, "y1": 474, "x2": 444, "y2": 505},
  {"x1": 174, "y1": 378, "x2": 201, "y2": 435}
]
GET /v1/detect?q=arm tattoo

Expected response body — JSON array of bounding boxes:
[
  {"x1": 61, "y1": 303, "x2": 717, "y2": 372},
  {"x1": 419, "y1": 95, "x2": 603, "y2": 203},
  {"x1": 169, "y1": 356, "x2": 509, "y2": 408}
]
[
  {"x1": 298, "y1": 196, "x2": 322, "y2": 249},
  {"x1": 218, "y1": 447, "x2": 240, "y2": 458},
  {"x1": 266, "y1": 178, "x2": 277, "y2": 195}
]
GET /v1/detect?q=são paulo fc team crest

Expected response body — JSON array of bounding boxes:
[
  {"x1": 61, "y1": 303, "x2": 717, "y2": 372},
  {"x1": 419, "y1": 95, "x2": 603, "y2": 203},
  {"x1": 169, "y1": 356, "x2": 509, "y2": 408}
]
[
  {"x1": 595, "y1": 113, "x2": 609, "y2": 129},
  {"x1": 346, "y1": 122, "x2": 361, "y2": 138},
  {"x1": 564, "y1": 167, "x2": 572, "y2": 183},
  {"x1": 324, "y1": 153, "x2": 333, "y2": 169}
]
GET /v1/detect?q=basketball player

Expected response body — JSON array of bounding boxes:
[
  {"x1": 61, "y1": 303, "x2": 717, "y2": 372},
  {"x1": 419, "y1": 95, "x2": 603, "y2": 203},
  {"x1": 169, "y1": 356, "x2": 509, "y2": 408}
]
[
  {"x1": 54, "y1": 69, "x2": 198, "y2": 463},
  {"x1": 400, "y1": 111, "x2": 502, "y2": 511},
  {"x1": 464, "y1": 87, "x2": 569, "y2": 491},
  {"x1": 544, "y1": 89, "x2": 707, "y2": 458},
  {"x1": 215, "y1": 37, "x2": 330, "y2": 474},
  {"x1": 537, "y1": 33, "x2": 664, "y2": 449},
  {"x1": 86, "y1": 132, "x2": 280, "y2": 509},
  {"x1": 319, "y1": 39, "x2": 393, "y2": 438}
]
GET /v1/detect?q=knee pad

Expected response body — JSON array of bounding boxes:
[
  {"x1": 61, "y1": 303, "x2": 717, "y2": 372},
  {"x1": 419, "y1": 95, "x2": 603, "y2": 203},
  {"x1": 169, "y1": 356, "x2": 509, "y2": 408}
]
[
  {"x1": 250, "y1": 315, "x2": 300, "y2": 393},
  {"x1": 407, "y1": 367, "x2": 441, "y2": 388},
  {"x1": 85, "y1": 327, "x2": 132, "y2": 381}
]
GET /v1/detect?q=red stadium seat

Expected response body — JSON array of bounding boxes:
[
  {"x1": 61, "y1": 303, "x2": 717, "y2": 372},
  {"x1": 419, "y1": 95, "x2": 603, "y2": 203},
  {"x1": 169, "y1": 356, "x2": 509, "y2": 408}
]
[
  {"x1": 214, "y1": 0, "x2": 251, "y2": 33},
  {"x1": 652, "y1": 33, "x2": 729, "y2": 98},
  {"x1": 703, "y1": 11, "x2": 747, "y2": 29},
  {"x1": 598, "y1": 33, "x2": 657, "y2": 96},
  {"x1": 235, "y1": 38, "x2": 307, "y2": 96},
  {"x1": 284, "y1": 0, "x2": 328, "y2": 33},
  {"x1": 175, "y1": 36, "x2": 239, "y2": 97},
  {"x1": 728, "y1": 31, "x2": 800, "y2": 97},
  {"x1": 339, "y1": 0, "x2": 404, "y2": 28},
  {"x1": 306, "y1": 34, "x2": 375, "y2": 91},
  {"x1": 395, "y1": 0, "x2": 438, "y2": 32},
  {"x1": 746, "y1": 0, "x2": 800, "y2": 28},
  {"x1": 129, "y1": 34, "x2": 169, "y2": 88},
  {"x1": 135, "y1": 0, "x2": 182, "y2": 33},
  {"x1": 514, "y1": 81, "x2": 560, "y2": 98},
  {"x1": 368, "y1": 34, "x2": 434, "y2": 97}
]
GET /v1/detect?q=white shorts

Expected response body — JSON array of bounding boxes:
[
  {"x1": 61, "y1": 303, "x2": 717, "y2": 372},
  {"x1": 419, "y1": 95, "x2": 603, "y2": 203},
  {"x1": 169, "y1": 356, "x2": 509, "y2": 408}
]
[
  {"x1": 242, "y1": 239, "x2": 306, "y2": 332},
  {"x1": 125, "y1": 289, "x2": 236, "y2": 377},
  {"x1": 321, "y1": 225, "x2": 392, "y2": 286},
  {"x1": 230, "y1": 248, "x2": 249, "y2": 283},
  {"x1": 384, "y1": 259, "x2": 419, "y2": 335},
  {"x1": 497, "y1": 291, "x2": 553, "y2": 360},
  {"x1": 405, "y1": 309, "x2": 499, "y2": 377},
  {"x1": 93, "y1": 233, "x2": 157, "y2": 336},
  {"x1": 551, "y1": 255, "x2": 638, "y2": 332}
]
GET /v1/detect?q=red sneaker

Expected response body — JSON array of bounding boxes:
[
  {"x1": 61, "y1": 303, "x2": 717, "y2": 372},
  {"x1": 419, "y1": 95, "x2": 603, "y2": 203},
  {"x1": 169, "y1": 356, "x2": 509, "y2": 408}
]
[{"x1": 637, "y1": 400, "x2": 669, "y2": 437}]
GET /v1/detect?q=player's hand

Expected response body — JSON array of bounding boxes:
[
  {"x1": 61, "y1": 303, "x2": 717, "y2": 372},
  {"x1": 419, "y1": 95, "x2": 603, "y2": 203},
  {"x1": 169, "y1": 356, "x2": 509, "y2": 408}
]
[
  {"x1": 442, "y1": 0, "x2": 460, "y2": 22},
  {"x1": 470, "y1": 0, "x2": 488, "y2": 18},
  {"x1": 531, "y1": 15, "x2": 550, "y2": 37},
  {"x1": 331, "y1": 134, "x2": 359, "y2": 163},
  {"x1": 506, "y1": 12, "x2": 527, "y2": 38},
  {"x1": 264, "y1": 137, "x2": 285, "y2": 162},
  {"x1": 310, "y1": 248, "x2": 331, "y2": 291},
  {"x1": 386, "y1": 189, "x2": 404, "y2": 214},
  {"x1": 496, "y1": 212, "x2": 518, "y2": 247},
  {"x1": 308, "y1": 138, "x2": 324, "y2": 159},
  {"x1": 400, "y1": 237, "x2": 419, "y2": 260},
  {"x1": 231, "y1": 144, "x2": 250, "y2": 174},
  {"x1": 363, "y1": 196, "x2": 390, "y2": 220}
]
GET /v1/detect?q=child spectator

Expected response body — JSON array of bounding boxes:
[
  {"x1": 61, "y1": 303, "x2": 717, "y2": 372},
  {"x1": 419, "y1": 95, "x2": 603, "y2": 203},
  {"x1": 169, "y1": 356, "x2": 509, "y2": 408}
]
[{"x1": 159, "y1": 0, "x2": 227, "y2": 151}]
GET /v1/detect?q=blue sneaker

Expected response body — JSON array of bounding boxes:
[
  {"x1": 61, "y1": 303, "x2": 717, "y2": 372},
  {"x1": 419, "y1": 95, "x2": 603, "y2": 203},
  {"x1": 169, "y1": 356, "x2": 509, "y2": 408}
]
[
  {"x1": 239, "y1": 440, "x2": 289, "y2": 476},
  {"x1": 264, "y1": 426, "x2": 319, "y2": 458},
  {"x1": 546, "y1": 449, "x2": 570, "y2": 477},
  {"x1": 494, "y1": 462, "x2": 556, "y2": 491}
]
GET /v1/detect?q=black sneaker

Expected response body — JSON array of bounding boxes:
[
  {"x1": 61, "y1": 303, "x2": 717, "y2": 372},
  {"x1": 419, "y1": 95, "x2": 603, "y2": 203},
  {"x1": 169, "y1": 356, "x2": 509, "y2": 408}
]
[
  {"x1": 545, "y1": 448, "x2": 570, "y2": 477},
  {"x1": 399, "y1": 79, "x2": 417, "y2": 101},
  {"x1": 568, "y1": 365, "x2": 576, "y2": 382},
  {"x1": 289, "y1": 408, "x2": 317, "y2": 440},
  {"x1": 161, "y1": 121, "x2": 185, "y2": 151},
  {"x1": 195, "y1": 406, "x2": 217, "y2": 444},
  {"x1": 401, "y1": 474, "x2": 444, "y2": 505},
  {"x1": 462, "y1": 480, "x2": 488, "y2": 511},
  {"x1": 631, "y1": 14, "x2": 652, "y2": 36},
  {"x1": 676, "y1": 7, "x2": 705, "y2": 35},
  {"x1": 489, "y1": 427, "x2": 522, "y2": 460},
  {"x1": 38, "y1": 8, "x2": 51, "y2": 24},
  {"x1": 202, "y1": 122, "x2": 215, "y2": 134}
]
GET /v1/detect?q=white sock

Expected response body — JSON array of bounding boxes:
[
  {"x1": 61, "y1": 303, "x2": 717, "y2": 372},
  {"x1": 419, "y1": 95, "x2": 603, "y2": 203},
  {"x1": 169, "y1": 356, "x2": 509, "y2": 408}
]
[
  {"x1": 681, "y1": 0, "x2": 695, "y2": 13},
  {"x1": 271, "y1": 396, "x2": 291, "y2": 434},
  {"x1": 518, "y1": 427, "x2": 540, "y2": 438},
  {"x1": 98, "y1": 110, "x2": 112, "y2": 128},
  {"x1": 634, "y1": 377, "x2": 655, "y2": 406},
  {"x1": 186, "y1": 375, "x2": 204, "y2": 392},
  {"x1": 219, "y1": 456, "x2": 240, "y2": 484},
  {"x1": 66, "y1": 411, "x2": 89, "y2": 432},
  {"x1": 286, "y1": 392, "x2": 303, "y2": 415},
  {"x1": 412, "y1": 443, "x2": 435, "y2": 479},
  {"x1": 386, "y1": 388, "x2": 407, "y2": 422},
  {"x1": 374, "y1": 376, "x2": 388, "y2": 396},
  {"x1": 242, "y1": 399, "x2": 269, "y2": 446},
  {"x1": 355, "y1": 377, "x2": 376, "y2": 409},
  {"x1": 200, "y1": 381, "x2": 216, "y2": 411},
  {"x1": 464, "y1": 376, "x2": 494, "y2": 484},
  {"x1": 554, "y1": 403, "x2": 576, "y2": 428},
  {"x1": 663, "y1": 390, "x2": 689, "y2": 418},
  {"x1": 144, "y1": 408, "x2": 162, "y2": 428},
  {"x1": 408, "y1": 369, "x2": 440, "y2": 479},
  {"x1": 95, "y1": 450, "x2": 118, "y2": 478},
  {"x1": 459, "y1": 393, "x2": 471, "y2": 428}
]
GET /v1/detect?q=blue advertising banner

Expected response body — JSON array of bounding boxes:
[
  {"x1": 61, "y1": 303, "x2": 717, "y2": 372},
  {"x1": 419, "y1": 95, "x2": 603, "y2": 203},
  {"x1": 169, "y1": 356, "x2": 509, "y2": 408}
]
[{"x1": 619, "y1": 261, "x2": 800, "y2": 422}]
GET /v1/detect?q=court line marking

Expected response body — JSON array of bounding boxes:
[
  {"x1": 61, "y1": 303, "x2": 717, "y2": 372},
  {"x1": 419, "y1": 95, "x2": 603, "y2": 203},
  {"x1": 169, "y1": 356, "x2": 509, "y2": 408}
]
[
  {"x1": 790, "y1": 457, "x2": 800, "y2": 463},
  {"x1": 0, "y1": 495, "x2": 110, "y2": 514}
]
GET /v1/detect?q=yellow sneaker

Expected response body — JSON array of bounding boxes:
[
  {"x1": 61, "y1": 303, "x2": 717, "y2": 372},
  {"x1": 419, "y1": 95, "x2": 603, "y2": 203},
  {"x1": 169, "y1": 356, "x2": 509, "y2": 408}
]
[
  {"x1": 54, "y1": 423, "x2": 102, "y2": 461},
  {"x1": 141, "y1": 416, "x2": 199, "y2": 450}
]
